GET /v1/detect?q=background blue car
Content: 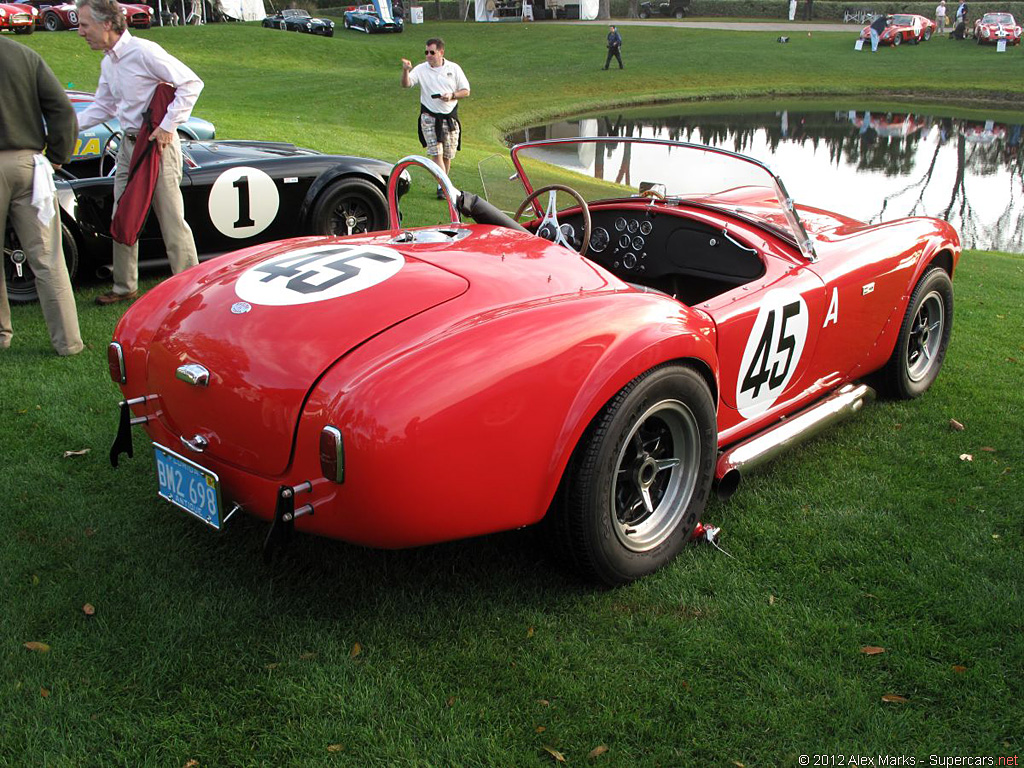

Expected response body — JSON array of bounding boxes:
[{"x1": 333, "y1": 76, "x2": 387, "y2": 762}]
[{"x1": 344, "y1": 0, "x2": 403, "y2": 33}]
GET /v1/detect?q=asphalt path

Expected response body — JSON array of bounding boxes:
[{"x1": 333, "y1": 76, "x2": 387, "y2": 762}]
[{"x1": 549, "y1": 19, "x2": 855, "y2": 32}]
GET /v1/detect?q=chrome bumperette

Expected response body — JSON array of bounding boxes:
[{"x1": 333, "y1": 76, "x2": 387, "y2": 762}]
[
  {"x1": 715, "y1": 384, "x2": 876, "y2": 500},
  {"x1": 176, "y1": 363, "x2": 210, "y2": 387}
]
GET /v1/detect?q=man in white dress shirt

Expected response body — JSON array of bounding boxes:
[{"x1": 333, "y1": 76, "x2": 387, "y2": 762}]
[
  {"x1": 400, "y1": 38, "x2": 470, "y2": 197},
  {"x1": 76, "y1": 0, "x2": 202, "y2": 304}
]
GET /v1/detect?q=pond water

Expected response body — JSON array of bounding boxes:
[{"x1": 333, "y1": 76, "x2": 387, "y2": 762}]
[{"x1": 506, "y1": 103, "x2": 1024, "y2": 254}]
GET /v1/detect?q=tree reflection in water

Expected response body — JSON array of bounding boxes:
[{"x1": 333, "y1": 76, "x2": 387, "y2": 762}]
[{"x1": 509, "y1": 108, "x2": 1023, "y2": 253}]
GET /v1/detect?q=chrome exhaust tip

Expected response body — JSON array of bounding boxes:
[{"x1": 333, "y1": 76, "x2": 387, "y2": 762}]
[{"x1": 714, "y1": 383, "x2": 876, "y2": 501}]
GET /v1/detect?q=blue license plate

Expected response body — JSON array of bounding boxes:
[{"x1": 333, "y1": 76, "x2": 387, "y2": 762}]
[{"x1": 154, "y1": 443, "x2": 223, "y2": 529}]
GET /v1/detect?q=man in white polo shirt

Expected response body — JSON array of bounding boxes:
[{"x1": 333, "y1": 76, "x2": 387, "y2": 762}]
[{"x1": 400, "y1": 38, "x2": 470, "y2": 198}]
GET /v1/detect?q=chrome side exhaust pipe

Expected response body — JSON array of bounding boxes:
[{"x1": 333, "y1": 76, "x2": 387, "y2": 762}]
[{"x1": 715, "y1": 383, "x2": 876, "y2": 500}]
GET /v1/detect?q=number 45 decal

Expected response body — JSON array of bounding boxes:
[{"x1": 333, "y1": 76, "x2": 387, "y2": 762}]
[{"x1": 736, "y1": 289, "x2": 809, "y2": 419}]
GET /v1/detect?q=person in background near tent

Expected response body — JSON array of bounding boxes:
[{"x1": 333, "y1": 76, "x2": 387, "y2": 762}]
[
  {"x1": 955, "y1": 0, "x2": 967, "y2": 24},
  {"x1": 789, "y1": 0, "x2": 797, "y2": 21},
  {"x1": 803, "y1": 0, "x2": 812, "y2": 19},
  {"x1": 604, "y1": 24, "x2": 623, "y2": 69},
  {"x1": 74, "y1": 0, "x2": 202, "y2": 304},
  {"x1": 869, "y1": 13, "x2": 888, "y2": 50},
  {"x1": 400, "y1": 38, "x2": 471, "y2": 199},
  {"x1": 935, "y1": 0, "x2": 946, "y2": 33},
  {"x1": 0, "y1": 36, "x2": 83, "y2": 356}
]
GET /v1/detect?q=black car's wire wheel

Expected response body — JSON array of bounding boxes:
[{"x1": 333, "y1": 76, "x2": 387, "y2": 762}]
[
  {"x1": 43, "y1": 12, "x2": 63, "y2": 30},
  {"x1": 549, "y1": 364, "x2": 716, "y2": 585},
  {"x1": 310, "y1": 178, "x2": 387, "y2": 237},
  {"x1": 3, "y1": 222, "x2": 79, "y2": 305},
  {"x1": 881, "y1": 266, "x2": 954, "y2": 399}
]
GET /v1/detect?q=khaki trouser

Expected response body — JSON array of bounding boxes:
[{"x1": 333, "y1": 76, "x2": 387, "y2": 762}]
[
  {"x1": 0, "y1": 149, "x2": 83, "y2": 356},
  {"x1": 109, "y1": 132, "x2": 198, "y2": 295}
]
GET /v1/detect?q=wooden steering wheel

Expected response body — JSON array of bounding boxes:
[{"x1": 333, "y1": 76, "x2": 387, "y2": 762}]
[{"x1": 514, "y1": 184, "x2": 592, "y2": 257}]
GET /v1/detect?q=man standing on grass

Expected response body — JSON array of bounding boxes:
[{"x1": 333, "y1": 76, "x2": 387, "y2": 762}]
[
  {"x1": 869, "y1": 13, "x2": 888, "y2": 50},
  {"x1": 0, "y1": 37, "x2": 84, "y2": 356},
  {"x1": 75, "y1": 0, "x2": 203, "y2": 305},
  {"x1": 935, "y1": 0, "x2": 947, "y2": 33},
  {"x1": 604, "y1": 25, "x2": 623, "y2": 70},
  {"x1": 400, "y1": 38, "x2": 471, "y2": 199}
]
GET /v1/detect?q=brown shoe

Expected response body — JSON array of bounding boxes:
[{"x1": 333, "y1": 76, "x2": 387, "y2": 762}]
[{"x1": 95, "y1": 290, "x2": 138, "y2": 306}]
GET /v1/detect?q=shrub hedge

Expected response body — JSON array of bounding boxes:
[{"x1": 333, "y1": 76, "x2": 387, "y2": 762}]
[{"x1": 317, "y1": 0, "x2": 1024, "y2": 20}]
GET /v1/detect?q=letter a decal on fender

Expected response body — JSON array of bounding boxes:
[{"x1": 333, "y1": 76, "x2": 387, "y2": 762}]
[
  {"x1": 736, "y1": 289, "x2": 809, "y2": 419},
  {"x1": 824, "y1": 287, "x2": 839, "y2": 327}
]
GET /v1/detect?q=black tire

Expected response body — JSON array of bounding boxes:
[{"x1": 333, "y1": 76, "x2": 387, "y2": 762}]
[
  {"x1": 549, "y1": 364, "x2": 717, "y2": 585},
  {"x1": 638, "y1": 9, "x2": 649, "y2": 18},
  {"x1": 893, "y1": 33, "x2": 901, "y2": 45},
  {"x1": 4, "y1": 222, "x2": 80, "y2": 305},
  {"x1": 923, "y1": 29, "x2": 932, "y2": 40},
  {"x1": 343, "y1": 16, "x2": 350, "y2": 27},
  {"x1": 15, "y1": 24, "x2": 33, "y2": 34},
  {"x1": 43, "y1": 12, "x2": 63, "y2": 30},
  {"x1": 309, "y1": 178, "x2": 388, "y2": 236},
  {"x1": 673, "y1": 7, "x2": 685, "y2": 18},
  {"x1": 880, "y1": 267, "x2": 953, "y2": 399}
]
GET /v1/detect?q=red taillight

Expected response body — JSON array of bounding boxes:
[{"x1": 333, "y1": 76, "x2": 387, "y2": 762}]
[
  {"x1": 107, "y1": 342, "x2": 125, "y2": 384},
  {"x1": 319, "y1": 426, "x2": 344, "y2": 483}
]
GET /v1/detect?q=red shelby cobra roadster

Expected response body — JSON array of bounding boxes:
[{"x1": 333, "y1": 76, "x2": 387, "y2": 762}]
[{"x1": 108, "y1": 138, "x2": 960, "y2": 585}]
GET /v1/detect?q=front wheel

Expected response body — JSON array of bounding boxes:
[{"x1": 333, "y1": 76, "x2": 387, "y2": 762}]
[
  {"x1": 549, "y1": 364, "x2": 717, "y2": 585},
  {"x1": 923, "y1": 29, "x2": 932, "y2": 40},
  {"x1": 4, "y1": 222, "x2": 80, "y2": 305},
  {"x1": 673, "y1": 7, "x2": 686, "y2": 18},
  {"x1": 309, "y1": 178, "x2": 387, "y2": 236},
  {"x1": 892, "y1": 33, "x2": 902, "y2": 45},
  {"x1": 43, "y1": 12, "x2": 63, "y2": 30},
  {"x1": 15, "y1": 24, "x2": 33, "y2": 34},
  {"x1": 880, "y1": 267, "x2": 953, "y2": 399}
]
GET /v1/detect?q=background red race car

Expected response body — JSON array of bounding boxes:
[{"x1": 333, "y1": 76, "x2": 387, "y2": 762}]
[
  {"x1": 107, "y1": 138, "x2": 960, "y2": 586},
  {"x1": 973, "y1": 12, "x2": 1021, "y2": 44},
  {"x1": 28, "y1": 0, "x2": 77, "y2": 29},
  {"x1": 0, "y1": 2, "x2": 38, "y2": 33},
  {"x1": 860, "y1": 13, "x2": 936, "y2": 45}
]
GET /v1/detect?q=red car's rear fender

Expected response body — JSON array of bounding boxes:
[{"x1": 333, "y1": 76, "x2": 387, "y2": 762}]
[{"x1": 297, "y1": 290, "x2": 718, "y2": 548}]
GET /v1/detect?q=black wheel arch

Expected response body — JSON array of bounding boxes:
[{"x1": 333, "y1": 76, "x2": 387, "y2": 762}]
[{"x1": 300, "y1": 167, "x2": 390, "y2": 229}]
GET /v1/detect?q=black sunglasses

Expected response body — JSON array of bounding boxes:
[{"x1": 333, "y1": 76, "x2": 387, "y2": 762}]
[{"x1": 425, "y1": 49, "x2": 438, "y2": 55}]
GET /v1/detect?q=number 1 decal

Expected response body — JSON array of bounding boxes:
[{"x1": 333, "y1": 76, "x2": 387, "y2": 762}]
[
  {"x1": 736, "y1": 289, "x2": 809, "y2": 419},
  {"x1": 208, "y1": 166, "x2": 280, "y2": 239}
]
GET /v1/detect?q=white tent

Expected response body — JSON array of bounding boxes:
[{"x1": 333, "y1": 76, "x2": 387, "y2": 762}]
[
  {"x1": 474, "y1": 0, "x2": 597, "y2": 20},
  {"x1": 219, "y1": 0, "x2": 264, "y2": 21}
]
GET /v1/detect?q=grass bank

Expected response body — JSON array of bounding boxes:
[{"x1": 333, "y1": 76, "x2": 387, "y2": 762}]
[{"x1": 3, "y1": 21, "x2": 1022, "y2": 766}]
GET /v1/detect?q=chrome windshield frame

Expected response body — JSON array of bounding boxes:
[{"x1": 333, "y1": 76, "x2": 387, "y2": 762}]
[{"x1": 509, "y1": 136, "x2": 818, "y2": 262}]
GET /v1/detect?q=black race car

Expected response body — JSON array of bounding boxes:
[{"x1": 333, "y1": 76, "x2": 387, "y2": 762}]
[
  {"x1": 638, "y1": 0, "x2": 689, "y2": 17},
  {"x1": 262, "y1": 8, "x2": 335, "y2": 35},
  {"x1": 4, "y1": 139, "x2": 406, "y2": 303}
]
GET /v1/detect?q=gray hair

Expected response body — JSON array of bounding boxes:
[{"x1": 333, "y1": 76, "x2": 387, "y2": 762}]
[{"x1": 76, "y1": 0, "x2": 127, "y2": 33}]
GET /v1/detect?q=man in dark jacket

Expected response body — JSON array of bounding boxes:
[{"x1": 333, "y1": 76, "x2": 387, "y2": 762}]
[
  {"x1": 869, "y1": 13, "x2": 889, "y2": 50},
  {"x1": 0, "y1": 37, "x2": 83, "y2": 356},
  {"x1": 604, "y1": 25, "x2": 623, "y2": 70}
]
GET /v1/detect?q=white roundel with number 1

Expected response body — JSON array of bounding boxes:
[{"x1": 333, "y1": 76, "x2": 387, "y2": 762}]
[
  {"x1": 736, "y1": 288, "x2": 809, "y2": 419},
  {"x1": 208, "y1": 166, "x2": 280, "y2": 239}
]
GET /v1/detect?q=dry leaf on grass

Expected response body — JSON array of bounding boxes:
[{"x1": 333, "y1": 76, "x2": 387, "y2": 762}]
[
  {"x1": 949, "y1": 419, "x2": 965, "y2": 431},
  {"x1": 952, "y1": 665, "x2": 967, "y2": 673},
  {"x1": 183, "y1": 761, "x2": 199, "y2": 768},
  {"x1": 860, "y1": 646, "x2": 886, "y2": 655},
  {"x1": 734, "y1": 762, "x2": 746, "y2": 768},
  {"x1": 589, "y1": 745, "x2": 609, "y2": 759},
  {"x1": 536, "y1": 726, "x2": 547, "y2": 734},
  {"x1": 40, "y1": 687, "x2": 50, "y2": 698},
  {"x1": 327, "y1": 744, "x2": 344, "y2": 753},
  {"x1": 446, "y1": 696, "x2": 456, "y2": 707},
  {"x1": 298, "y1": 651, "x2": 317, "y2": 660},
  {"x1": 63, "y1": 449, "x2": 90, "y2": 458},
  {"x1": 538, "y1": 699, "x2": 550, "y2": 707},
  {"x1": 349, "y1": 642, "x2": 362, "y2": 659},
  {"x1": 768, "y1": 594, "x2": 776, "y2": 605},
  {"x1": 527, "y1": 626, "x2": 535, "y2": 638},
  {"x1": 82, "y1": 603, "x2": 96, "y2": 616},
  {"x1": 881, "y1": 694, "x2": 909, "y2": 704},
  {"x1": 24, "y1": 641, "x2": 50, "y2": 653},
  {"x1": 543, "y1": 746, "x2": 566, "y2": 763},
  {"x1": 980, "y1": 446, "x2": 996, "y2": 452},
  {"x1": 959, "y1": 453, "x2": 973, "y2": 462}
]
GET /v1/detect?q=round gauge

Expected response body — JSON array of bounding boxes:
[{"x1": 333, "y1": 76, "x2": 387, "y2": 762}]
[
  {"x1": 631, "y1": 236, "x2": 644, "y2": 251},
  {"x1": 618, "y1": 234, "x2": 631, "y2": 249},
  {"x1": 590, "y1": 227, "x2": 610, "y2": 253},
  {"x1": 626, "y1": 220, "x2": 639, "y2": 234},
  {"x1": 614, "y1": 217, "x2": 627, "y2": 232},
  {"x1": 559, "y1": 223, "x2": 578, "y2": 249},
  {"x1": 622, "y1": 253, "x2": 638, "y2": 270},
  {"x1": 537, "y1": 223, "x2": 558, "y2": 241},
  {"x1": 640, "y1": 220, "x2": 653, "y2": 235}
]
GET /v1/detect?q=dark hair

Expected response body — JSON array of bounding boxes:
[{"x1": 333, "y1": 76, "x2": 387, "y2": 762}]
[
  {"x1": 425, "y1": 37, "x2": 445, "y2": 50},
  {"x1": 76, "y1": 0, "x2": 127, "y2": 32}
]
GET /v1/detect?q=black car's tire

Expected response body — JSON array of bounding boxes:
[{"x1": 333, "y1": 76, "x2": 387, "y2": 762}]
[
  {"x1": 309, "y1": 178, "x2": 388, "y2": 236},
  {"x1": 638, "y1": 9, "x2": 649, "y2": 17},
  {"x1": 879, "y1": 267, "x2": 953, "y2": 399},
  {"x1": 673, "y1": 7, "x2": 685, "y2": 18},
  {"x1": 43, "y1": 12, "x2": 63, "y2": 30},
  {"x1": 549, "y1": 364, "x2": 716, "y2": 586},
  {"x1": 4, "y1": 222, "x2": 80, "y2": 305},
  {"x1": 923, "y1": 29, "x2": 932, "y2": 40},
  {"x1": 893, "y1": 33, "x2": 902, "y2": 45}
]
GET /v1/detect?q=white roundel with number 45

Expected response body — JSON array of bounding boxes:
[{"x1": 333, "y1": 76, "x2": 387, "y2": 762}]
[{"x1": 736, "y1": 289, "x2": 809, "y2": 419}]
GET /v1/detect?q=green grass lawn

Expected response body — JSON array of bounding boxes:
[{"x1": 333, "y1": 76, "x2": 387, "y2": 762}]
[{"x1": 2, "y1": 22, "x2": 1023, "y2": 766}]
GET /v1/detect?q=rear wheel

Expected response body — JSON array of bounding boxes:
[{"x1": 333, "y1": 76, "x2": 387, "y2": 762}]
[
  {"x1": 43, "y1": 12, "x2": 63, "y2": 30},
  {"x1": 923, "y1": 29, "x2": 932, "y2": 40},
  {"x1": 880, "y1": 267, "x2": 953, "y2": 399},
  {"x1": 673, "y1": 7, "x2": 686, "y2": 18},
  {"x1": 4, "y1": 222, "x2": 80, "y2": 305},
  {"x1": 548, "y1": 364, "x2": 716, "y2": 585},
  {"x1": 309, "y1": 178, "x2": 387, "y2": 236},
  {"x1": 893, "y1": 33, "x2": 902, "y2": 45}
]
